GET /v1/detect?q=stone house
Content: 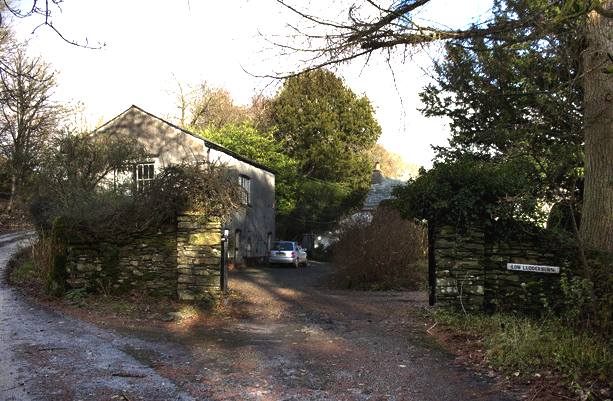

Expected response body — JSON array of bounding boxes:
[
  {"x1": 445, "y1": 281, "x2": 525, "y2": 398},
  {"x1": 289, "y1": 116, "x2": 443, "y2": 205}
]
[
  {"x1": 97, "y1": 105, "x2": 276, "y2": 265},
  {"x1": 361, "y1": 162, "x2": 404, "y2": 217}
]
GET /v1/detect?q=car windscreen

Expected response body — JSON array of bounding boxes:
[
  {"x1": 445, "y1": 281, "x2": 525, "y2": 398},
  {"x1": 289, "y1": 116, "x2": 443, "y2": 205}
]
[{"x1": 272, "y1": 242, "x2": 294, "y2": 251}]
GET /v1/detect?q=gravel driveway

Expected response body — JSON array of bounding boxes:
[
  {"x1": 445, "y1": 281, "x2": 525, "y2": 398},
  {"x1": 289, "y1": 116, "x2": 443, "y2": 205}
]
[{"x1": 0, "y1": 232, "x2": 518, "y2": 401}]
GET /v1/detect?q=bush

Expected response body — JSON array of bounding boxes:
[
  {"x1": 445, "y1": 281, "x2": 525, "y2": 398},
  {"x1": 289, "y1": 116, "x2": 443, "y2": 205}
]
[
  {"x1": 332, "y1": 207, "x2": 427, "y2": 290},
  {"x1": 393, "y1": 156, "x2": 545, "y2": 227},
  {"x1": 30, "y1": 163, "x2": 240, "y2": 242}
]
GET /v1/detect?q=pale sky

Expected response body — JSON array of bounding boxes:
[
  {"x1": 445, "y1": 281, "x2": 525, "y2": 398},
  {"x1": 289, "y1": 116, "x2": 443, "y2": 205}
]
[{"x1": 10, "y1": 0, "x2": 493, "y2": 168}]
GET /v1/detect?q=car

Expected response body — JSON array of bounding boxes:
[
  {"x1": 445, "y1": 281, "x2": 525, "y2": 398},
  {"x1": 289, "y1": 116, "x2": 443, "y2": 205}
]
[{"x1": 268, "y1": 241, "x2": 308, "y2": 268}]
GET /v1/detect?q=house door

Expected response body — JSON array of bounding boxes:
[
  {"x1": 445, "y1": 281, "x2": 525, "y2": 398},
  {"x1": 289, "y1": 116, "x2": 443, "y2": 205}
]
[{"x1": 234, "y1": 230, "x2": 242, "y2": 265}]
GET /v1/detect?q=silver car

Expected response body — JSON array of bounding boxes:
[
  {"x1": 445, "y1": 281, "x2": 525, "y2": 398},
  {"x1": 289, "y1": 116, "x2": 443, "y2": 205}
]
[{"x1": 268, "y1": 241, "x2": 308, "y2": 268}]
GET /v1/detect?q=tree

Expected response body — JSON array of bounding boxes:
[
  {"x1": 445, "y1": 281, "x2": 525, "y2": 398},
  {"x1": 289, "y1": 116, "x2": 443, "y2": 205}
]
[
  {"x1": 580, "y1": 1, "x2": 613, "y2": 251},
  {"x1": 270, "y1": 69, "x2": 381, "y2": 188},
  {"x1": 419, "y1": 1, "x2": 584, "y2": 204},
  {"x1": 1, "y1": 0, "x2": 103, "y2": 48},
  {"x1": 177, "y1": 82, "x2": 250, "y2": 130},
  {"x1": 275, "y1": 0, "x2": 613, "y2": 252},
  {"x1": 269, "y1": 69, "x2": 382, "y2": 235},
  {"x1": 0, "y1": 47, "x2": 60, "y2": 212}
]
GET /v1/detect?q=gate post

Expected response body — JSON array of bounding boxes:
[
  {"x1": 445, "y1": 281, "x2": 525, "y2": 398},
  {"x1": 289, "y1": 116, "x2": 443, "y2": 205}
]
[
  {"x1": 428, "y1": 221, "x2": 436, "y2": 306},
  {"x1": 220, "y1": 228, "x2": 229, "y2": 293}
]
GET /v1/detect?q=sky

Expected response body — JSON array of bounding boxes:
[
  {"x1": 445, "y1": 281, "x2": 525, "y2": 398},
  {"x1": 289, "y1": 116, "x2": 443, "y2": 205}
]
[{"x1": 10, "y1": 0, "x2": 493, "y2": 168}]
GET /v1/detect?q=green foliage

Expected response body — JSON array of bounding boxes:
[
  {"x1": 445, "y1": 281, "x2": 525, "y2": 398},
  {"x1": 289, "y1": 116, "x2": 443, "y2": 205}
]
[
  {"x1": 278, "y1": 178, "x2": 362, "y2": 238},
  {"x1": 197, "y1": 70, "x2": 385, "y2": 238},
  {"x1": 271, "y1": 69, "x2": 380, "y2": 183},
  {"x1": 64, "y1": 287, "x2": 88, "y2": 303},
  {"x1": 9, "y1": 259, "x2": 34, "y2": 284},
  {"x1": 393, "y1": 157, "x2": 542, "y2": 226},
  {"x1": 270, "y1": 69, "x2": 381, "y2": 230},
  {"x1": 196, "y1": 124, "x2": 299, "y2": 216},
  {"x1": 558, "y1": 273, "x2": 595, "y2": 324},
  {"x1": 419, "y1": 0, "x2": 584, "y2": 201},
  {"x1": 432, "y1": 309, "x2": 613, "y2": 389}
]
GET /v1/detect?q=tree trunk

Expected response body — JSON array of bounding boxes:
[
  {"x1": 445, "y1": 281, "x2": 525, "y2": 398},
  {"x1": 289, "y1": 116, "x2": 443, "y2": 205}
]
[
  {"x1": 6, "y1": 173, "x2": 17, "y2": 213},
  {"x1": 580, "y1": 1, "x2": 613, "y2": 253}
]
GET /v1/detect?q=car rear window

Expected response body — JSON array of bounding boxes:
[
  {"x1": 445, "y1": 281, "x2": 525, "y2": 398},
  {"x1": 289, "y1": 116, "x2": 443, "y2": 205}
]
[{"x1": 272, "y1": 242, "x2": 294, "y2": 251}]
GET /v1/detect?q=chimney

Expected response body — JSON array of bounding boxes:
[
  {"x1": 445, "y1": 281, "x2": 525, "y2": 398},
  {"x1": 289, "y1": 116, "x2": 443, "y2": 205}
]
[{"x1": 372, "y1": 161, "x2": 383, "y2": 184}]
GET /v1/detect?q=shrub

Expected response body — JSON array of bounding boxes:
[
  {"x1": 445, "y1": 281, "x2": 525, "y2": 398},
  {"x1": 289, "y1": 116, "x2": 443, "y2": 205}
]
[
  {"x1": 30, "y1": 162, "x2": 241, "y2": 242},
  {"x1": 8, "y1": 234, "x2": 55, "y2": 292},
  {"x1": 332, "y1": 207, "x2": 427, "y2": 290},
  {"x1": 393, "y1": 157, "x2": 544, "y2": 227}
]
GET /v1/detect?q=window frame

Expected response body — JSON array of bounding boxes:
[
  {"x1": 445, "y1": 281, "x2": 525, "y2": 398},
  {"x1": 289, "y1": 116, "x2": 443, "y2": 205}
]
[
  {"x1": 238, "y1": 174, "x2": 251, "y2": 206},
  {"x1": 134, "y1": 162, "x2": 155, "y2": 192}
]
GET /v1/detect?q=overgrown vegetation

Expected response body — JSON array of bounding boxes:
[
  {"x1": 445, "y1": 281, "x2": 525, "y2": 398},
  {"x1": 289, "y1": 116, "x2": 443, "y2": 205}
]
[
  {"x1": 430, "y1": 309, "x2": 613, "y2": 395},
  {"x1": 393, "y1": 157, "x2": 542, "y2": 227},
  {"x1": 7, "y1": 237, "x2": 53, "y2": 292},
  {"x1": 30, "y1": 132, "x2": 241, "y2": 241},
  {"x1": 20, "y1": 131, "x2": 242, "y2": 296},
  {"x1": 332, "y1": 207, "x2": 427, "y2": 290}
]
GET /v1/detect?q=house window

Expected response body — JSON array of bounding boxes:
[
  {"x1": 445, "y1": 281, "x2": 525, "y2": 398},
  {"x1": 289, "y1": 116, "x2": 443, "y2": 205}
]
[
  {"x1": 238, "y1": 175, "x2": 251, "y2": 205},
  {"x1": 134, "y1": 162, "x2": 155, "y2": 191}
]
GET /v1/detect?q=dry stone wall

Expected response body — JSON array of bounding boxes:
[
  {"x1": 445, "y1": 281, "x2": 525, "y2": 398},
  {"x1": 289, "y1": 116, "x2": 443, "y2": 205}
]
[
  {"x1": 65, "y1": 214, "x2": 222, "y2": 301},
  {"x1": 176, "y1": 215, "x2": 222, "y2": 301},
  {"x1": 434, "y1": 226, "x2": 486, "y2": 312},
  {"x1": 434, "y1": 224, "x2": 576, "y2": 313}
]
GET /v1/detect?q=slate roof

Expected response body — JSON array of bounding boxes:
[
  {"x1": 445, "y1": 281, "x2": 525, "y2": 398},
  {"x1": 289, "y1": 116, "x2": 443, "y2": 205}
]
[{"x1": 362, "y1": 177, "x2": 404, "y2": 211}]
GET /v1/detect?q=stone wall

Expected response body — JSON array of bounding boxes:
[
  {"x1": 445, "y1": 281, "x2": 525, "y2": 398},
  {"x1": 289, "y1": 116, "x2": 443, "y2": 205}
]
[
  {"x1": 176, "y1": 214, "x2": 222, "y2": 301},
  {"x1": 65, "y1": 214, "x2": 222, "y2": 300},
  {"x1": 434, "y1": 226, "x2": 486, "y2": 311},
  {"x1": 434, "y1": 224, "x2": 577, "y2": 313}
]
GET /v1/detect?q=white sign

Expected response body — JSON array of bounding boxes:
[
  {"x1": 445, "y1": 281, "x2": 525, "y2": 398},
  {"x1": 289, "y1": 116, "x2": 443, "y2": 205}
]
[{"x1": 507, "y1": 263, "x2": 560, "y2": 274}]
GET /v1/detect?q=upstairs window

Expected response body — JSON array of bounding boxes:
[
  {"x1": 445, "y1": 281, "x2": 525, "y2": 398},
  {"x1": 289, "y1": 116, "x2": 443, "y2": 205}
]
[
  {"x1": 239, "y1": 175, "x2": 251, "y2": 205},
  {"x1": 134, "y1": 163, "x2": 155, "y2": 191}
]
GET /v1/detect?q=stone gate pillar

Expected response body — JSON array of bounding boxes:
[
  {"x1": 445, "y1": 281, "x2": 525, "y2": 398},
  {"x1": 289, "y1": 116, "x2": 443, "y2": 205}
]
[
  {"x1": 434, "y1": 225, "x2": 486, "y2": 311},
  {"x1": 176, "y1": 213, "x2": 222, "y2": 301}
]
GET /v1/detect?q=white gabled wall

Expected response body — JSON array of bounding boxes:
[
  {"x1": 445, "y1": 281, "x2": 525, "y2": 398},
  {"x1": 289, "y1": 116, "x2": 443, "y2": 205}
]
[
  {"x1": 208, "y1": 148, "x2": 276, "y2": 262},
  {"x1": 98, "y1": 106, "x2": 276, "y2": 261}
]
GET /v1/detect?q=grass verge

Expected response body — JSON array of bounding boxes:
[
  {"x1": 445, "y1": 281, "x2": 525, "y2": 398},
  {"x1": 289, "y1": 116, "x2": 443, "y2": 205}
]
[{"x1": 429, "y1": 308, "x2": 612, "y2": 399}]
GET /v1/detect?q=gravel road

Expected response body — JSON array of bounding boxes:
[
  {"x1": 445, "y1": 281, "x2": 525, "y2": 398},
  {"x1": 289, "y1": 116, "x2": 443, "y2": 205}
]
[
  {"x1": 0, "y1": 232, "x2": 196, "y2": 401},
  {"x1": 0, "y1": 231, "x2": 518, "y2": 401}
]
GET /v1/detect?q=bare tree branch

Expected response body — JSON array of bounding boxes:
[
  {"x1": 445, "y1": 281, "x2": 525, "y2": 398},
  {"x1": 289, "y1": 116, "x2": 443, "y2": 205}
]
[
  {"x1": 265, "y1": 0, "x2": 599, "y2": 77},
  {"x1": 2, "y1": 0, "x2": 104, "y2": 49}
]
